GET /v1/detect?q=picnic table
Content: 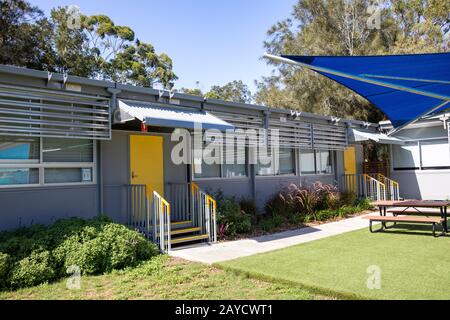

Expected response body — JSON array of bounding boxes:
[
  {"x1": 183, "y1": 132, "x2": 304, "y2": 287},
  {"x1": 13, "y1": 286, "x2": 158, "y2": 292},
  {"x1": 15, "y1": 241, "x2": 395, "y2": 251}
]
[{"x1": 366, "y1": 200, "x2": 450, "y2": 237}]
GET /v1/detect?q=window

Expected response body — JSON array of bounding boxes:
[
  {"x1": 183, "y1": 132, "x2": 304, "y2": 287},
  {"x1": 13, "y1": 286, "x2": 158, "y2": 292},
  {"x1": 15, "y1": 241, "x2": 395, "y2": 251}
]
[
  {"x1": 256, "y1": 148, "x2": 295, "y2": 176},
  {"x1": 194, "y1": 142, "x2": 248, "y2": 179},
  {"x1": 300, "y1": 149, "x2": 334, "y2": 175},
  {"x1": 420, "y1": 139, "x2": 450, "y2": 169},
  {"x1": 222, "y1": 143, "x2": 247, "y2": 178},
  {"x1": 300, "y1": 149, "x2": 315, "y2": 174},
  {"x1": 316, "y1": 150, "x2": 333, "y2": 174},
  {"x1": 279, "y1": 148, "x2": 295, "y2": 175},
  {"x1": 0, "y1": 137, "x2": 39, "y2": 161},
  {"x1": 0, "y1": 136, "x2": 96, "y2": 187},
  {"x1": 0, "y1": 168, "x2": 39, "y2": 186},
  {"x1": 43, "y1": 138, "x2": 93, "y2": 163},
  {"x1": 392, "y1": 142, "x2": 421, "y2": 170},
  {"x1": 393, "y1": 139, "x2": 450, "y2": 171}
]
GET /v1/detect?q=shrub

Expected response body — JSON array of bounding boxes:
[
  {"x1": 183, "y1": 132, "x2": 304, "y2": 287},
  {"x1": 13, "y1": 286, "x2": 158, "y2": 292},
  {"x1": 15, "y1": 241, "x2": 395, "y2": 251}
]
[
  {"x1": 217, "y1": 197, "x2": 252, "y2": 238},
  {"x1": 314, "y1": 182, "x2": 340, "y2": 210},
  {"x1": 265, "y1": 192, "x2": 295, "y2": 218},
  {"x1": 0, "y1": 253, "x2": 11, "y2": 290},
  {"x1": 239, "y1": 198, "x2": 258, "y2": 223},
  {"x1": 0, "y1": 216, "x2": 158, "y2": 290},
  {"x1": 10, "y1": 250, "x2": 56, "y2": 289},
  {"x1": 340, "y1": 191, "x2": 357, "y2": 206},
  {"x1": 259, "y1": 215, "x2": 284, "y2": 232}
]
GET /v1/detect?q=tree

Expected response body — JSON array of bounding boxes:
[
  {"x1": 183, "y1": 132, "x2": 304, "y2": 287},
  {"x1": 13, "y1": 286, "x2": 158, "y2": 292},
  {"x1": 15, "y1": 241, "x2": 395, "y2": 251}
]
[
  {"x1": 179, "y1": 80, "x2": 252, "y2": 103},
  {"x1": 0, "y1": 0, "x2": 55, "y2": 70},
  {"x1": 0, "y1": 1, "x2": 178, "y2": 89},
  {"x1": 255, "y1": 0, "x2": 449, "y2": 122},
  {"x1": 205, "y1": 80, "x2": 252, "y2": 103}
]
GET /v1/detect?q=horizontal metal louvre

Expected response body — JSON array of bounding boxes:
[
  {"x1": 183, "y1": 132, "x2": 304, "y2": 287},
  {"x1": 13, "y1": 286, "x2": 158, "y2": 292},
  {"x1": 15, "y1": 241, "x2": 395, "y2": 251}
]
[
  {"x1": 210, "y1": 110, "x2": 264, "y2": 146},
  {"x1": 0, "y1": 85, "x2": 111, "y2": 140},
  {"x1": 313, "y1": 124, "x2": 348, "y2": 150},
  {"x1": 269, "y1": 115, "x2": 313, "y2": 148},
  {"x1": 210, "y1": 111, "x2": 264, "y2": 131}
]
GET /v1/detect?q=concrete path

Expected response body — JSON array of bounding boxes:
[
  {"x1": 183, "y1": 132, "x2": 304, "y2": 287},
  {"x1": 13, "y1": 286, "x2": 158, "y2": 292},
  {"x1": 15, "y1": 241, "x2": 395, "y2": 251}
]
[{"x1": 170, "y1": 212, "x2": 376, "y2": 264}]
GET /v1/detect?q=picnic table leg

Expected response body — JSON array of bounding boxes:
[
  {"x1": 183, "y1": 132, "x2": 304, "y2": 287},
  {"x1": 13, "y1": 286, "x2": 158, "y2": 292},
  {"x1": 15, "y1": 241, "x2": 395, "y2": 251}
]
[
  {"x1": 381, "y1": 206, "x2": 387, "y2": 228},
  {"x1": 443, "y1": 206, "x2": 448, "y2": 233}
]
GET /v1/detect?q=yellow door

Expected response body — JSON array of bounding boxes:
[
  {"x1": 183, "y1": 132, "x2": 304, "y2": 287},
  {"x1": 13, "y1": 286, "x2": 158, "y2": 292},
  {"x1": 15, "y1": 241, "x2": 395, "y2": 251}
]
[
  {"x1": 344, "y1": 146, "x2": 357, "y2": 175},
  {"x1": 129, "y1": 135, "x2": 164, "y2": 196},
  {"x1": 344, "y1": 146, "x2": 357, "y2": 192}
]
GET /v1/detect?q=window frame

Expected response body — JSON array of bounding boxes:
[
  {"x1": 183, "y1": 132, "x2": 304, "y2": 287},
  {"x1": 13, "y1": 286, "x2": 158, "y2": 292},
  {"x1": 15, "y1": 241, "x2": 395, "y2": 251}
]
[
  {"x1": 300, "y1": 149, "x2": 335, "y2": 176},
  {"x1": 255, "y1": 147, "x2": 296, "y2": 177},
  {"x1": 391, "y1": 137, "x2": 450, "y2": 172},
  {"x1": 193, "y1": 143, "x2": 249, "y2": 181},
  {"x1": 0, "y1": 136, "x2": 97, "y2": 188}
]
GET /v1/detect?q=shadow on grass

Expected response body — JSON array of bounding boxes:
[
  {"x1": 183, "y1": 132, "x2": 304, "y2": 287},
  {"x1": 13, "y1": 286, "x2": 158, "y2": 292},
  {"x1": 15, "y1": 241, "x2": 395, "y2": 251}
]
[{"x1": 376, "y1": 223, "x2": 447, "y2": 238}]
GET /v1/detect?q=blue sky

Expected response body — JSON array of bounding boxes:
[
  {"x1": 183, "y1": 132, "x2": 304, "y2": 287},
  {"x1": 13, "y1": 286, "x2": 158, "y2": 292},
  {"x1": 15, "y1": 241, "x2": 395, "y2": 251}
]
[{"x1": 30, "y1": 0, "x2": 297, "y2": 93}]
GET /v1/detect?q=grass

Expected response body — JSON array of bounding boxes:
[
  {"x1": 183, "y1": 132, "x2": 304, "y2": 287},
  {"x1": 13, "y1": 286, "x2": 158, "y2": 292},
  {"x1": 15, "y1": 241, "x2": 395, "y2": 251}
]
[
  {"x1": 218, "y1": 224, "x2": 450, "y2": 300},
  {"x1": 0, "y1": 255, "x2": 326, "y2": 300}
]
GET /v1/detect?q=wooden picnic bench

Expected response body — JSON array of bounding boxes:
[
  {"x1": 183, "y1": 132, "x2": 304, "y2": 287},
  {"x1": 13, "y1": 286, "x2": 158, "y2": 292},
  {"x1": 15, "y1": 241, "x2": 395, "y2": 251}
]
[
  {"x1": 365, "y1": 200, "x2": 450, "y2": 237},
  {"x1": 363, "y1": 215, "x2": 444, "y2": 237}
]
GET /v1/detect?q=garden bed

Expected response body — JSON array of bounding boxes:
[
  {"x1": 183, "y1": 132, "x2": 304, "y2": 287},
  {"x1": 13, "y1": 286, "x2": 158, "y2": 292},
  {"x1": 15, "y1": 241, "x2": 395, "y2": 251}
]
[{"x1": 215, "y1": 182, "x2": 373, "y2": 241}]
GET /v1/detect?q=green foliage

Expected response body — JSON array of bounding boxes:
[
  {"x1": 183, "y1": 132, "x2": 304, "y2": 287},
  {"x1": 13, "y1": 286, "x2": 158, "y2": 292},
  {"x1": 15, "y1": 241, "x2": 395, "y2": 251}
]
[
  {"x1": 10, "y1": 250, "x2": 56, "y2": 289},
  {"x1": 181, "y1": 80, "x2": 253, "y2": 104},
  {"x1": 0, "y1": 1, "x2": 177, "y2": 88},
  {"x1": 239, "y1": 198, "x2": 258, "y2": 223},
  {"x1": 0, "y1": 253, "x2": 11, "y2": 289},
  {"x1": 215, "y1": 192, "x2": 253, "y2": 238},
  {"x1": 217, "y1": 197, "x2": 252, "y2": 238},
  {"x1": 0, "y1": 216, "x2": 158, "y2": 291},
  {"x1": 256, "y1": 0, "x2": 449, "y2": 121},
  {"x1": 205, "y1": 80, "x2": 252, "y2": 103},
  {"x1": 0, "y1": 0, "x2": 55, "y2": 70},
  {"x1": 259, "y1": 215, "x2": 284, "y2": 232},
  {"x1": 340, "y1": 191, "x2": 358, "y2": 207}
]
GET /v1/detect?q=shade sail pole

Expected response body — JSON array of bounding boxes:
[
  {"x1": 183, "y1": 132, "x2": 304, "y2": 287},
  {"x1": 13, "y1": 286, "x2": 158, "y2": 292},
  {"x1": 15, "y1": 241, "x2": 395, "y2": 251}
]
[{"x1": 264, "y1": 53, "x2": 450, "y2": 101}]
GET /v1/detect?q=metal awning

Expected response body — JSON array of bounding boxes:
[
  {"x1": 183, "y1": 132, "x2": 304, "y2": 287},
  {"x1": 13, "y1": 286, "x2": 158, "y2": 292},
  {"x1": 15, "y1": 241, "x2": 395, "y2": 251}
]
[
  {"x1": 117, "y1": 100, "x2": 234, "y2": 131},
  {"x1": 348, "y1": 128, "x2": 404, "y2": 145}
]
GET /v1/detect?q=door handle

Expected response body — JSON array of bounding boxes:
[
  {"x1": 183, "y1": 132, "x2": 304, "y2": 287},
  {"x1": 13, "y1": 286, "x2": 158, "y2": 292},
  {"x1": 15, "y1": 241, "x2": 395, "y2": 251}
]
[{"x1": 131, "y1": 171, "x2": 138, "y2": 179}]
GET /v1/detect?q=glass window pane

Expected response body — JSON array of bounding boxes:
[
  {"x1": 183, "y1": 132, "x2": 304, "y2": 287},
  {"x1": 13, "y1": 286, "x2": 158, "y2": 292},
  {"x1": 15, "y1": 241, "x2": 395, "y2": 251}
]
[
  {"x1": 0, "y1": 168, "x2": 39, "y2": 185},
  {"x1": 421, "y1": 139, "x2": 450, "y2": 168},
  {"x1": 256, "y1": 148, "x2": 274, "y2": 176},
  {"x1": 43, "y1": 138, "x2": 93, "y2": 163},
  {"x1": 194, "y1": 161, "x2": 221, "y2": 178},
  {"x1": 222, "y1": 144, "x2": 247, "y2": 177},
  {"x1": 279, "y1": 148, "x2": 295, "y2": 175},
  {"x1": 300, "y1": 149, "x2": 315, "y2": 174},
  {"x1": 0, "y1": 137, "x2": 39, "y2": 160},
  {"x1": 44, "y1": 168, "x2": 93, "y2": 184},
  {"x1": 316, "y1": 150, "x2": 332, "y2": 174},
  {"x1": 393, "y1": 142, "x2": 420, "y2": 169}
]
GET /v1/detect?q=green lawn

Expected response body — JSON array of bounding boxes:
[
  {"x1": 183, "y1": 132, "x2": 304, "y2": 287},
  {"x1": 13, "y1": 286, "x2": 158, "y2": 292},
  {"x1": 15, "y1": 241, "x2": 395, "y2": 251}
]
[
  {"x1": 0, "y1": 255, "x2": 325, "y2": 300},
  {"x1": 218, "y1": 224, "x2": 450, "y2": 300}
]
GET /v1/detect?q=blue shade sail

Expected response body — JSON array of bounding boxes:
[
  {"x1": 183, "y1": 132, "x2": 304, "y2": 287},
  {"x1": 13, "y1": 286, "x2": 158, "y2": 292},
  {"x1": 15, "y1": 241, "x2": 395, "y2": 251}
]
[{"x1": 280, "y1": 53, "x2": 450, "y2": 128}]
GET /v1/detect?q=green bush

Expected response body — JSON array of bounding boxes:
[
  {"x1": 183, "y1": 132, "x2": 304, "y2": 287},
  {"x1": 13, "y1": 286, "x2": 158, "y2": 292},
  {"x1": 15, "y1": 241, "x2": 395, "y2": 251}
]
[
  {"x1": 10, "y1": 250, "x2": 56, "y2": 289},
  {"x1": 239, "y1": 198, "x2": 258, "y2": 223},
  {"x1": 259, "y1": 215, "x2": 284, "y2": 232},
  {"x1": 265, "y1": 192, "x2": 295, "y2": 218},
  {"x1": 340, "y1": 192, "x2": 357, "y2": 206},
  {"x1": 217, "y1": 197, "x2": 252, "y2": 238},
  {"x1": 0, "y1": 216, "x2": 158, "y2": 291},
  {"x1": 0, "y1": 253, "x2": 11, "y2": 289}
]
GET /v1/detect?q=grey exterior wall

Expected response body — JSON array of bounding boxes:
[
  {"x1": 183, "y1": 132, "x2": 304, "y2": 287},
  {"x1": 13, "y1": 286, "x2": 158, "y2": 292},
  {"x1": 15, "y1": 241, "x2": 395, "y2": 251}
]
[
  {"x1": 0, "y1": 185, "x2": 98, "y2": 230},
  {"x1": 390, "y1": 125, "x2": 450, "y2": 200}
]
